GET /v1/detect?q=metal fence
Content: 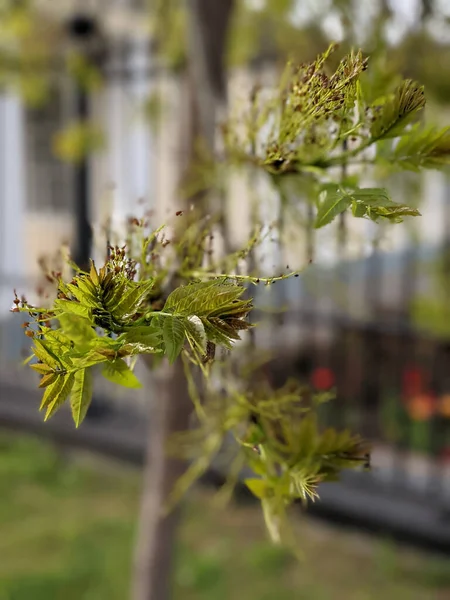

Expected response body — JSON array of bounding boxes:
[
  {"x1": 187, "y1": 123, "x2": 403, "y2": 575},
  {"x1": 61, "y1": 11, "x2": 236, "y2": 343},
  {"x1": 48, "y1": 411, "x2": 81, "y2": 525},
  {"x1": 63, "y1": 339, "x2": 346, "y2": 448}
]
[{"x1": 252, "y1": 226, "x2": 450, "y2": 550}]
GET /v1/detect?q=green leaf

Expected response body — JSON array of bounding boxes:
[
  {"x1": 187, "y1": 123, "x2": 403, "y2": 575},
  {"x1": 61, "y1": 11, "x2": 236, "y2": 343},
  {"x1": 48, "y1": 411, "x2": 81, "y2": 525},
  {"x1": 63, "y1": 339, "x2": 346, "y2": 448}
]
[
  {"x1": 90, "y1": 261, "x2": 100, "y2": 286},
  {"x1": 58, "y1": 313, "x2": 97, "y2": 344},
  {"x1": 77, "y1": 274, "x2": 98, "y2": 299},
  {"x1": 102, "y1": 359, "x2": 142, "y2": 388},
  {"x1": 297, "y1": 413, "x2": 318, "y2": 456},
  {"x1": 163, "y1": 316, "x2": 186, "y2": 363},
  {"x1": 54, "y1": 299, "x2": 91, "y2": 320},
  {"x1": 43, "y1": 372, "x2": 76, "y2": 420},
  {"x1": 350, "y1": 187, "x2": 396, "y2": 205},
  {"x1": 350, "y1": 188, "x2": 421, "y2": 222},
  {"x1": 38, "y1": 372, "x2": 59, "y2": 389},
  {"x1": 185, "y1": 316, "x2": 207, "y2": 353},
  {"x1": 316, "y1": 428, "x2": 338, "y2": 455},
  {"x1": 69, "y1": 275, "x2": 99, "y2": 306},
  {"x1": 370, "y1": 205, "x2": 421, "y2": 223},
  {"x1": 117, "y1": 326, "x2": 162, "y2": 350},
  {"x1": 208, "y1": 298, "x2": 252, "y2": 319},
  {"x1": 65, "y1": 283, "x2": 98, "y2": 308},
  {"x1": 391, "y1": 125, "x2": 450, "y2": 171},
  {"x1": 244, "y1": 478, "x2": 269, "y2": 499},
  {"x1": 164, "y1": 281, "x2": 216, "y2": 313},
  {"x1": 323, "y1": 187, "x2": 424, "y2": 224},
  {"x1": 207, "y1": 317, "x2": 242, "y2": 342},
  {"x1": 70, "y1": 368, "x2": 94, "y2": 427},
  {"x1": 44, "y1": 329, "x2": 75, "y2": 354},
  {"x1": 202, "y1": 320, "x2": 235, "y2": 349},
  {"x1": 112, "y1": 280, "x2": 154, "y2": 320},
  {"x1": 74, "y1": 349, "x2": 114, "y2": 369},
  {"x1": 164, "y1": 280, "x2": 244, "y2": 318},
  {"x1": 314, "y1": 187, "x2": 351, "y2": 228},
  {"x1": 30, "y1": 363, "x2": 54, "y2": 375},
  {"x1": 102, "y1": 279, "x2": 127, "y2": 310},
  {"x1": 40, "y1": 374, "x2": 66, "y2": 411},
  {"x1": 117, "y1": 343, "x2": 162, "y2": 358},
  {"x1": 370, "y1": 79, "x2": 425, "y2": 141},
  {"x1": 351, "y1": 200, "x2": 367, "y2": 218},
  {"x1": 32, "y1": 340, "x2": 61, "y2": 370},
  {"x1": 22, "y1": 354, "x2": 34, "y2": 366}
]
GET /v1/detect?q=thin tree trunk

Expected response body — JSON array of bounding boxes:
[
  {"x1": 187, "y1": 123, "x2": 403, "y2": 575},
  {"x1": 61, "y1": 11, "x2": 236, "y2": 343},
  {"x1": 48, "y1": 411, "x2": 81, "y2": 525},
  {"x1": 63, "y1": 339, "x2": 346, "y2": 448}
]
[
  {"x1": 132, "y1": 361, "x2": 192, "y2": 600},
  {"x1": 131, "y1": 3, "x2": 235, "y2": 600},
  {"x1": 420, "y1": 0, "x2": 433, "y2": 21},
  {"x1": 187, "y1": 0, "x2": 234, "y2": 136}
]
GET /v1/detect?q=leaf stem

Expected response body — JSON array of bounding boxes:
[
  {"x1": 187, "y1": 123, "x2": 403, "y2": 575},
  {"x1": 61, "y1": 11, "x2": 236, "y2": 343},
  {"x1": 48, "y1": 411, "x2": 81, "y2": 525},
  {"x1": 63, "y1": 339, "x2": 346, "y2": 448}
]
[{"x1": 186, "y1": 270, "x2": 303, "y2": 285}]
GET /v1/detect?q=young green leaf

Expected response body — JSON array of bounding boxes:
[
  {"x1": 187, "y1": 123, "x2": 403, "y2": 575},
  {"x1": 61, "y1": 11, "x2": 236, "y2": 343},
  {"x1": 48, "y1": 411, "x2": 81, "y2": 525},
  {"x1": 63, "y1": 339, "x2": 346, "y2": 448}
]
[
  {"x1": 30, "y1": 362, "x2": 54, "y2": 375},
  {"x1": 185, "y1": 316, "x2": 207, "y2": 353},
  {"x1": 202, "y1": 319, "x2": 235, "y2": 349},
  {"x1": 391, "y1": 125, "x2": 450, "y2": 171},
  {"x1": 38, "y1": 372, "x2": 59, "y2": 389},
  {"x1": 245, "y1": 478, "x2": 269, "y2": 500},
  {"x1": 43, "y1": 372, "x2": 76, "y2": 421},
  {"x1": 163, "y1": 316, "x2": 186, "y2": 363},
  {"x1": 297, "y1": 413, "x2": 318, "y2": 456},
  {"x1": 54, "y1": 299, "x2": 91, "y2": 320},
  {"x1": 117, "y1": 326, "x2": 162, "y2": 350},
  {"x1": 58, "y1": 313, "x2": 97, "y2": 344},
  {"x1": 164, "y1": 280, "x2": 223, "y2": 315},
  {"x1": 76, "y1": 275, "x2": 98, "y2": 299},
  {"x1": 65, "y1": 283, "x2": 98, "y2": 308},
  {"x1": 89, "y1": 261, "x2": 100, "y2": 286},
  {"x1": 314, "y1": 187, "x2": 351, "y2": 228},
  {"x1": 70, "y1": 368, "x2": 94, "y2": 427},
  {"x1": 351, "y1": 201, "x2": 367, "y2": 218},
  {"x1": 208, "y1": 297, "x2": 252, "y2": 319},
  {"x1": 117, "y1": 343, "x2": 162, "y2": 358},
  {"x1": 44, "y1": 329, "x2": 75, "y2": 354},
  {"x1": 40, "y1": 374, "x2": 66, "y2": 411},
  {"x1": 350, "y1": 188, "x2": 421, "y2": 222},
  {"x1": 32, "y1": 339, "x2": 62, "y2": 370},
  {"x1": 102, "y1": 359, "x2": 142, "y2": 388},
  {"x1": 112, "y1": 280, "x2": 154, "y2": 320},
  {"x1": 74, "y1": 349, "x2": 114, "y2": 369},
  {"x1": 207, "y1": 317, "x2": 242, "y2": 342},
  {"x1": 102, "y1": 279, "x2": 127, "y2": 310},
  {"x1": 370, "y1": 79, "x2": 425, "y2": 141}
]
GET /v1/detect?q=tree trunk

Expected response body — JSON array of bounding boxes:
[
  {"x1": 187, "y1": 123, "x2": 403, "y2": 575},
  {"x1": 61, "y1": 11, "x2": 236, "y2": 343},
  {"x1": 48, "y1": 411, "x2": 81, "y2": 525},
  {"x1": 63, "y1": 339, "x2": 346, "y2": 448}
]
[
  {"x1": 186, "y1": 0, "x2": 235, "y2": 256},
  {"x1": 420, "y1": 0, "x2": 433, "y2": 21},
  {"x1": 132, "y1": 360, "x2": 192, "y2": 600},
  {"x1": 187, "y1": 0, "x2": 234, "y2": 135},
  {"x1": 131, "y1": 3, "x2": 235, "y2": 600}
]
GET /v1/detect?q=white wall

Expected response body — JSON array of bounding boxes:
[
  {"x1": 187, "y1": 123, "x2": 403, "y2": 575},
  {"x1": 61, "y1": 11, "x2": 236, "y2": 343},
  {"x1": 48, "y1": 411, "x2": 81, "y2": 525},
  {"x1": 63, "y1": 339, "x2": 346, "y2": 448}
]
[{"x1": 0, "y1": 94, "x2": 27, "y2": 316}]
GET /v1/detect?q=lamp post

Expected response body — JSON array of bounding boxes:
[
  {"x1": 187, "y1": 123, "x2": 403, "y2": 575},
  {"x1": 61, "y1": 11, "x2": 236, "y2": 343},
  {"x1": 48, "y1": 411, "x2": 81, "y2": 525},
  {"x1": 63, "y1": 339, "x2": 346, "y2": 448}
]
[
  {"x1": 65, "y1": 14, "x2": 100, "y2": 272},
  {"x1": 65, "y1": 14, "x2": 111, "y2": 420}
]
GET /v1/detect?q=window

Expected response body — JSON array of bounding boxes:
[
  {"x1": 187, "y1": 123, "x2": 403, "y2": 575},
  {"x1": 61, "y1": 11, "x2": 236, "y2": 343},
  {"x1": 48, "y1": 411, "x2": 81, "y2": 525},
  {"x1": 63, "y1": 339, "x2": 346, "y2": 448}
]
[{"x1": 25, "y1": 79, "x2": 75, "y2": 213}]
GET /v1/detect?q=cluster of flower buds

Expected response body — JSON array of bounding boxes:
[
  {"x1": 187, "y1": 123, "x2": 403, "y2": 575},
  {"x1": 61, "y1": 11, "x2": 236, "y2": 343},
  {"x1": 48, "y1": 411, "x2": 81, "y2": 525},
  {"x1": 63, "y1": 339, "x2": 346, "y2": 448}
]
[
  {"x1": 108, "y1": 245, "x2": 137, "y2": 281},
  {"x1": 11, "y1": 291, "x2": 53, "y2": 338}
]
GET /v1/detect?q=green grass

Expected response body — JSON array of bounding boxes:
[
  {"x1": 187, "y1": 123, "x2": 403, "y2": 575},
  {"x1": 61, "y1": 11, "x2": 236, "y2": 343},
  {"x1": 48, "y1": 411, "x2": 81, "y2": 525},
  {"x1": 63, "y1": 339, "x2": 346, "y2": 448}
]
[{"x1": 0, "y1": 432, "x2": 449, "y2": 600}]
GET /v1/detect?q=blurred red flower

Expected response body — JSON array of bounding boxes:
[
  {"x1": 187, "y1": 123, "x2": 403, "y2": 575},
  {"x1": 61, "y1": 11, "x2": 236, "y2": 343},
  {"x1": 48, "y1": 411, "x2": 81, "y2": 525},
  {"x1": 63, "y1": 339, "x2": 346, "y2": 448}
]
[
  {"x1": 311, "y1": 367, "x2": 335, "y2": 391},
  {"x1": 402, "y1": 366, "x2": 424, "y2": 398}
]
